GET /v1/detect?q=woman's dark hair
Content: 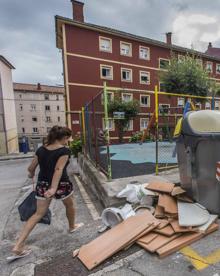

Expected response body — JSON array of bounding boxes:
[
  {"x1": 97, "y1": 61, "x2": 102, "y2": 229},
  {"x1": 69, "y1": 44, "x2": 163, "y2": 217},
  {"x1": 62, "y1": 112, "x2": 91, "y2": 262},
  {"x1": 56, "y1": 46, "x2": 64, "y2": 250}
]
[{"x1": 46, "y1": 126, "x2": 72, "y2": 145}]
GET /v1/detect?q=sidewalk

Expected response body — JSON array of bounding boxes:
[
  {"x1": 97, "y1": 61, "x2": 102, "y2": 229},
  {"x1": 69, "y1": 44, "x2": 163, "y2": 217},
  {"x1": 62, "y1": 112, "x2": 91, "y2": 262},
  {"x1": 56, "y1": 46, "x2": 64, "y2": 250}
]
[{"x1": 0, "y1": 152, "x2": 34, "y2": 161}]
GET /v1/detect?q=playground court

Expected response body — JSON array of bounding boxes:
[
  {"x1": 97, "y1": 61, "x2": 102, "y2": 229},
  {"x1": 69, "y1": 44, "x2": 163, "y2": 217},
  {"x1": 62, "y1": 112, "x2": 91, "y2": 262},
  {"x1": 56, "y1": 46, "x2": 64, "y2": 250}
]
[{"x1": 100, "y1": 142, "x2": 177, "y2": 179}]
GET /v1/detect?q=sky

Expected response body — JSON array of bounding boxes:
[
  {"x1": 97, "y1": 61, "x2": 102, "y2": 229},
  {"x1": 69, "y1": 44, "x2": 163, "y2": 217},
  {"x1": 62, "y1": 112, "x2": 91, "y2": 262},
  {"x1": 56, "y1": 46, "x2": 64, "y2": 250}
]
[{"x1": 0, "y1": 0, "x2": 220, "y2": 86}]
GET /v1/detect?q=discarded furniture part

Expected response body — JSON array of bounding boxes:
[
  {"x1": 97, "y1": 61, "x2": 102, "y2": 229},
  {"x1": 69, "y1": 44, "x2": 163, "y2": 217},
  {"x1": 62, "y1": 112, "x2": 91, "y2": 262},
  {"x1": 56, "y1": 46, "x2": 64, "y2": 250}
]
[
  {"x1": 157, "y1": 223, "x2": 219, "y2": 258},
  {"x1": 77, "y1": 211, "x2": 158, "y2": 270},
  {"x1": 154, "y1": 225, "x2": 175, "y2": 237},
  {"x1": 171, "y1": 186, "x2": 186, "y2": 196},
  {"x1": 197, "y1": 214, "x2": 218, "y2": 233},
  {"x1": 134, "y1": 205, "x2": 155, "y2": 215},
  {"x1": 178, "y1": 201, "x2": 210, "y2": 227},
  {"x1": 146, "y1": 182, "x2": 175, "y2": 194},
  {"x1": 137, "y1": 233, "x2": 181, "y2": 253},
  {"x1": 158, "y1": 194, "x2": 178, "y2": 215},
  {"x1": 176, "y1": 194, "x2": 194, "y2": 203},
  {"x1": 154, "y1": 205, "x2": 165, "y2": 218},
  {"x1": 169, "y1": 220, "x2": 197, "y2": 233},
  {"x1": 176, "y1": 110, "x2": 220, "y2": 214},
  {"x1": 138, "y1": 232, "x2": 158, "y2": 245},
  {"x1": 157, "y1": 219, "x2": 170, "y2": 230}
]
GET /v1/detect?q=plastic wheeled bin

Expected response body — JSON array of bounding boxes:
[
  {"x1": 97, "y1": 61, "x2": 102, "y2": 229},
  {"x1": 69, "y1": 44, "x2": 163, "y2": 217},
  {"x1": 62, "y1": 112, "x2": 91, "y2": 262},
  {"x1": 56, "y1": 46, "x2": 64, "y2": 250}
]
[{"x1": 176, "y1": 110, "x2": 220, "y2": 215}]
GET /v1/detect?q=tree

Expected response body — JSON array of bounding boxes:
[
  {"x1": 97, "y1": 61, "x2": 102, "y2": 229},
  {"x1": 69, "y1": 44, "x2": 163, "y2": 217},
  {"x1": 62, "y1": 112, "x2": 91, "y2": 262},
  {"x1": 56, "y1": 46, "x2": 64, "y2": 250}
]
[
  {"x1": 108, "y1": 97, "x2": 139, "y2": 143},
  {"x1": 159, "y1": 54, "x2": 219, "y2": 99}
]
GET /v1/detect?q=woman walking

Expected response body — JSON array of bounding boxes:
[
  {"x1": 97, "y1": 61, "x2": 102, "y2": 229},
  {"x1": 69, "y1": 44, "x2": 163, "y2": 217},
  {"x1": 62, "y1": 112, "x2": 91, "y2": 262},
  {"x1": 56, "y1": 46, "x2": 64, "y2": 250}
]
[{"x1": 9, "y1": 126, "x2": 83, "y2": 259}]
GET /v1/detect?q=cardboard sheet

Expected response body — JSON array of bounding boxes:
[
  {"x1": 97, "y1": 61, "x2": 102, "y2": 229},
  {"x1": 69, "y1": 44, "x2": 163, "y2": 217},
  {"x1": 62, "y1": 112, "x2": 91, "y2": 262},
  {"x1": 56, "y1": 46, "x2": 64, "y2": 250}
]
[
  {"x1": 154, "y1": 205, "x2": 165, "y2": 218},
  {"x1": 171, "y1": 186, "x2": 186, "y2": 196},
  {"x1": 170, "y1": 220, "x2": 196, "y2": 233},
  {"x1": 146, "y1": 182, "x2": 175, "y2": 194},
  {"x1": 77, "y1": 211, "x2": 156, "y2": 270}
]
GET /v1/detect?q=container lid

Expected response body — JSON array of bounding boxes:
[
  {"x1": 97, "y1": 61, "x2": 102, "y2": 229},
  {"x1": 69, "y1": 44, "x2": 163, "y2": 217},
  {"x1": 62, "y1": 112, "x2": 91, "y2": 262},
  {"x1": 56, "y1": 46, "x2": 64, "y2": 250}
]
[{"x1": 182, "y1": 110, "x2": 220, "y2": 135}]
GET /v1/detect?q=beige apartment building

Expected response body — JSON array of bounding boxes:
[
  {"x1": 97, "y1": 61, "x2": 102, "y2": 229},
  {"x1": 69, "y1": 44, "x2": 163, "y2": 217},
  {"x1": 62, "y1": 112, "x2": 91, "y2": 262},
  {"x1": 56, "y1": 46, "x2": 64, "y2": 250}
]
[
  {"x1": 0, "y1": 55, "x2": 18, "y2": 155},
  {"x1": 14, "y1": 83, "x2": 65, "y2": 150}
]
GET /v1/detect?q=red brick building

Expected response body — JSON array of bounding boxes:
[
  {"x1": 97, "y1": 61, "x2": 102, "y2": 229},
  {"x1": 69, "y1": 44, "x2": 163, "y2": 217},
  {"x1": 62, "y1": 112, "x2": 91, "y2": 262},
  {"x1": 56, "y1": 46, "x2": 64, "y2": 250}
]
[{"x1": 55, "y1": 0, "x2": 220, "y2": 140}]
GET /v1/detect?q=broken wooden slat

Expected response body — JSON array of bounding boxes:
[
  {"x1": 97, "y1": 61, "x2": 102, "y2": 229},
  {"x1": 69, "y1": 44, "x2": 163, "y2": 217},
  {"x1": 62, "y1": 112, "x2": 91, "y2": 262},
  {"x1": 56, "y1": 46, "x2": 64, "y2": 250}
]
[
  {"x1": 77, "y1": 211, "x2": 156, "y2": 270},
  {"x1": 138, "y1": 232, "x2": 158, "y2": 245},
  {"x1": 170, "y1": 220, "x2": 197, "y2": 233},
  {"x1": 154, "y1": 225, "x2": 175, "y2": 237},
  {"x1": 137, "y1": 233, "x2": 181, "y2": 253},
  {"x1": 157, "y1": 223, "x2": 218, "y2": 258},
  {"x1": 146, "y1": 182, "x2": 175, "y2": 193},
  {"x1": 171, "y1": 186, "x2": 186, "y2": 196},
  {"x1": 158, "y1": 194, "x2": 178, "y2": 215},
  {"x1": 154, "y1": 205, "x2": 165, "y2": 218}
]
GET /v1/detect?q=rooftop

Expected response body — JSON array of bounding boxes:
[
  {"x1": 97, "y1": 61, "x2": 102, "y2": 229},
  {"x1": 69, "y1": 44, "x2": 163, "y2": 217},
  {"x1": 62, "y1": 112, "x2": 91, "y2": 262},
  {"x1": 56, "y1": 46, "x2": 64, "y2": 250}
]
[
  {"x1": 206, "y1": 47, "x2": 220, "y2": 58},
  {"x1": 0, "y1": 55, "x2": 15, "y2": 69},
  {"x1": 55, "y1": 15, "x2": 220, "y2": 63},
  {"x1": 13, "y1": 82, "x2": 64, "y2": 94}
]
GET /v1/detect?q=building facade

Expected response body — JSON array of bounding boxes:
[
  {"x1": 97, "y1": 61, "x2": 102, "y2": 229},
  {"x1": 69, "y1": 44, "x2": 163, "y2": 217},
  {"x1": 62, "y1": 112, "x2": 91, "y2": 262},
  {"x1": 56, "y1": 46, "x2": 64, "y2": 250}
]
[
  {"x1": 14, "y1": 83, "x2": 65, "y2": 150},
  {"x1": 0, "y1": 56, "x2": 18, "y2": 155},
  {"x1": 55, "y1": 1, "x2": 220, "y2": 141}
]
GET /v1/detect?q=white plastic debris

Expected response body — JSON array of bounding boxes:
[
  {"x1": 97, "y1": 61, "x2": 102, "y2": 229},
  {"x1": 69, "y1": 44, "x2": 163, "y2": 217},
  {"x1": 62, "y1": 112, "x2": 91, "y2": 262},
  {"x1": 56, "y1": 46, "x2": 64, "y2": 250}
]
[
  {"x1": 117, "y1": 184, "x2": 156, "y2": 203},
  {"x1": 178, "y1": 201, "x2": 210, "y2": 227}
]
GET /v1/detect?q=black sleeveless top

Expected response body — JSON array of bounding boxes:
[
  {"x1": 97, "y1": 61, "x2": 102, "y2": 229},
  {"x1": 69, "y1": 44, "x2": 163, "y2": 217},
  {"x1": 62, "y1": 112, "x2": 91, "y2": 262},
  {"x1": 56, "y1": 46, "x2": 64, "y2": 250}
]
[{"x1": 36, "y1": 146, "x2": 71, "y2": 184}]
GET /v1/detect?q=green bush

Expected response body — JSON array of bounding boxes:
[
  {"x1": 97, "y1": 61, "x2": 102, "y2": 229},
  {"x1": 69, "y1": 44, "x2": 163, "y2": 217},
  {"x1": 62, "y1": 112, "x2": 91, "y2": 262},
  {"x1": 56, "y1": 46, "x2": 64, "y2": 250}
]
[
  {"x1": 129, "y1": 131, "x2": 151, "y2": 143},
  {"x1": 69, "y1": 137, "x2": 82, "y2": 157}
]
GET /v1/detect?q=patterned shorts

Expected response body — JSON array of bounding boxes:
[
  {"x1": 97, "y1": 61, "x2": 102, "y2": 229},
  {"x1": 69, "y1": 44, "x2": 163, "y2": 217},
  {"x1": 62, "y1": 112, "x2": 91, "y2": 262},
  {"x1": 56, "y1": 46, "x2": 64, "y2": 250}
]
[{"x1": 36, "y1": 181, "x2": 73, "y2": 200}]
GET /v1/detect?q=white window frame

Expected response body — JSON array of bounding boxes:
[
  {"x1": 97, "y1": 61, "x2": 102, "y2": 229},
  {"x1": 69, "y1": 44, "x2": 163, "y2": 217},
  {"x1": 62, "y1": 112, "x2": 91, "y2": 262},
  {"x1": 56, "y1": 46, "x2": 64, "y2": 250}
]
[
  {"x1": 140, "y1": 94, "x2": 150, "y2": 107},
  {"x1": 122, "y1": 93, "x2": 133, "y2": 102},
  {"x1": 159, "y1": 104, "x2": 170, "y2": 114},
  {"x1": 99, "y1": 36, "x2": 112, "y2": 53},
  {"x1": 100, "y1": 64, "x2": 113, "y2": 80},
  {"x1": 121, "y1": 68, "x2": 133, "y2": 82},
  {"x1": 32, "y1": 116, "x2": 38, "y2": 122},
  {"x1": 206, "y1": 61, "x2": 213, "y2": 73},
  {"x1": 178, "y1": 54, "x2": 185, "y2": 62},
  {"x1": 140, "y1": 118, "x2": 149, "y2": 131},
  {"x1": 177, "y1": 97, "x2": 184, "y2": 107},
  {"x1": 139, "y1": 46, "x2": 150, "y2": 60},
  {"x1": 44, "y1": 94, "x2": 49, "y2": 100},
  {"x1": 159, "y1": 58, "x2": 170, "y2": 69},
  {"x1": 139, "y1": 71, "x2": 150, "y2": 85},
  {"x1": 101, "y1": 91, "x2": 114, "y2": 105},
  {"x1": 102, "y1": 118, "x2": 115, "y2": 131},
  {"x1": 120, "y1": 41, "x2": 132, "y2": 57},
  {"x1": 126, "y1": 120, "x2": 133, "y2": 131},
  {"x1": 45, "y1": 105, "x2": 50, "y2": 111},
  {"x1": 216, "y1": 64, "x2": 220, "y2": 74},
  {"x1": 33, "y1": 127, "x2": 38, "y2": 133},
  {"x1": 46, "y1": 116, "x2": 51, "y2": 122}
]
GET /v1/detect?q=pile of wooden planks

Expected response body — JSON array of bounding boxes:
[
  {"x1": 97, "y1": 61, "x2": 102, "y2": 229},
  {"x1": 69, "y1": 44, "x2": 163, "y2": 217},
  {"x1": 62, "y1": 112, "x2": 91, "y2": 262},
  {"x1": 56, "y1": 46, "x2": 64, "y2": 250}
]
[{"x1": 75, "y1": 181, "x2": 218, "y2": 270}]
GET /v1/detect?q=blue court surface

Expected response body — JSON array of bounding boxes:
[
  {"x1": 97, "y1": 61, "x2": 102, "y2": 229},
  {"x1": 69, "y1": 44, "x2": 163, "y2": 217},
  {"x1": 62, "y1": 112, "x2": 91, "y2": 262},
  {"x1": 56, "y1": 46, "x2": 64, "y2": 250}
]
[{"x1": 100, "y1": 142, "x2": 177, "y2": 164}]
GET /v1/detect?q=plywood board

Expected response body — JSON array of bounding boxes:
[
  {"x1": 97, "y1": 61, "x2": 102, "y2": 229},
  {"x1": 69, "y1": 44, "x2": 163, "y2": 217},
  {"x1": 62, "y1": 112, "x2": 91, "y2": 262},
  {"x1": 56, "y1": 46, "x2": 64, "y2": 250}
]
[
  {"x1": 158, "y1": 194, "x2": 178, "y2": 215},
  {"x1": 154, "y1": 225, "x2": 175, "y2": 237},
  {"x1": 157, "y1": 219, "x2": 169, "y2": 230},
  {"x1": 155, "y1": 205, "x2": 165, "y2": 218},
  {"x1": 171, "y1": 186, "x2": 186, "y2": 196},
  {"x1": 146, "y1": 182, "x2": 175, "y2": 193},
  {"x1": 137, "y1": 233, "x2": 181, "y2": 253},
  {"x1": 170, "y1": 220, "x2": 197, "y2": 233},
  {"x1": 157, "y1": 223, "x2": 218, "y2": 258},
  {"x1": 77, "y1": 211, "x2": 155, "y2": 270},
  {"x1": 138, "y1": 232, "x2": 158, "y2": 245}
]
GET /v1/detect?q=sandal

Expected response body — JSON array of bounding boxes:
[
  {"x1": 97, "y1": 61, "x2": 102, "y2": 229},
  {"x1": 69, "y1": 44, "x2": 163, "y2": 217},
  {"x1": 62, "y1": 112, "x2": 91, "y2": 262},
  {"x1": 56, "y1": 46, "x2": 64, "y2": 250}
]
[
  {"x1": 6, "y1": 248, "x2": 32, "y2": 262},
  {"x1": 69, "y1": 223, "x2": 84, "y2": 233}
]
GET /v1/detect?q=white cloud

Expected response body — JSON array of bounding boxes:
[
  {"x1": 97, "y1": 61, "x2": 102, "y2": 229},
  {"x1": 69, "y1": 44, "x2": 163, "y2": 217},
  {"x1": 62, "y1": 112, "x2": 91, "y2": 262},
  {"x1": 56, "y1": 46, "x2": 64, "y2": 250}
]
[{"x1": 172, "y1": 13, "x2": 220, "y2": 51}]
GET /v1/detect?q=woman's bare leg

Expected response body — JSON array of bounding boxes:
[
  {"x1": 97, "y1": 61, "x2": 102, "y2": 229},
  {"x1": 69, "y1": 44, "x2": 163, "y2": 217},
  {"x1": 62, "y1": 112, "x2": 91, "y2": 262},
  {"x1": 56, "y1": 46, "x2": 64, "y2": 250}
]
[
  {"x1": 62, "y1": 195, "x2": 76, "y2": 230},
  {"x1": 13, "y1": 199, "x2": 51, "y2": 253}
]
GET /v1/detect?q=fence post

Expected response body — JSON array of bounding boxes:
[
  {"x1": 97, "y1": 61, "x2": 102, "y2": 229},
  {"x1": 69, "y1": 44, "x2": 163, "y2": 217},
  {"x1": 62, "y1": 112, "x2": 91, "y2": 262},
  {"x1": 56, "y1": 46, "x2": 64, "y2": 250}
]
[
  {"x1": 81, "y1": 107, "x2": 86, "y2": 151},
  {"x1": 92, "y1": 97, "x2": 99, "y2": 166},
  {"x1": 211, "y1": 96, "x2": 215, "y2": 110},
  {"x1": 155, "y1": 85, "x2": 159, "y2": 175},
  {"x1": 103, "y1": 82, "x2": 112, "y2": 180}
]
